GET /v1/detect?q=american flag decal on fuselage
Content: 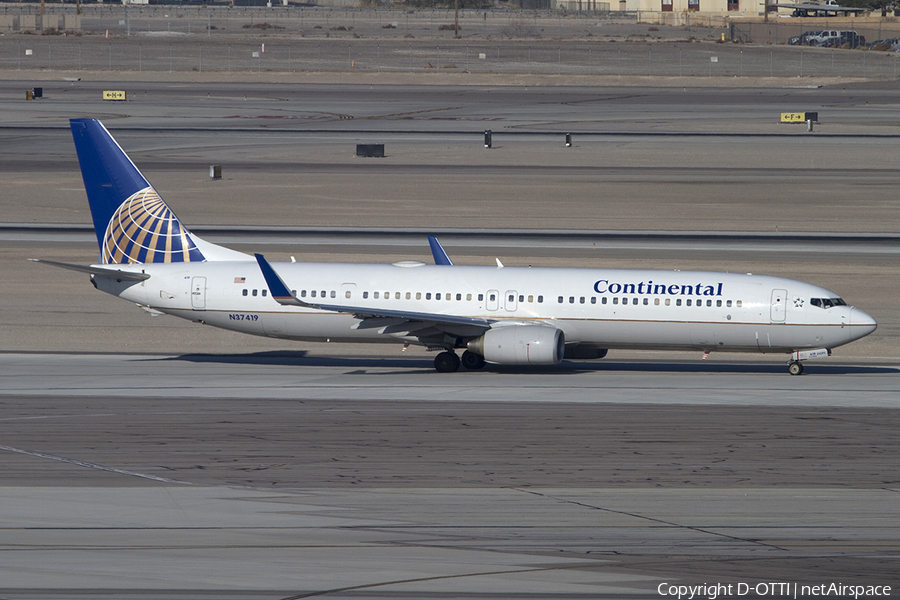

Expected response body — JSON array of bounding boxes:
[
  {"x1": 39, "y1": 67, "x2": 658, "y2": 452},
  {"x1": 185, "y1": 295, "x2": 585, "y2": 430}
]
[{"x1": 102, "y1": 187, "x2": 205, "y2": 265}]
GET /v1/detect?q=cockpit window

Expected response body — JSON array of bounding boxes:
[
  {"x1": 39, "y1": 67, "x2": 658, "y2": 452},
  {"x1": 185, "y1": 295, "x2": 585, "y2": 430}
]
[{"x1": 810, "y1": 297, "x2": 847, "y2": 309}]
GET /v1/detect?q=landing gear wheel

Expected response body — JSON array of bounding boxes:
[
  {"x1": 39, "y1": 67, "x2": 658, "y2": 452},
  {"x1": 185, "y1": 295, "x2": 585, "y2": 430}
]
[
  {"x1": 461, "y1": 350, "x2": 486, "y2": 370},
  {"x1": 788, "y1": 362, "x2": 804, "y2": 376},
  {"x1": 434, "y1": 351, "x2": 461, "y2": 373}
]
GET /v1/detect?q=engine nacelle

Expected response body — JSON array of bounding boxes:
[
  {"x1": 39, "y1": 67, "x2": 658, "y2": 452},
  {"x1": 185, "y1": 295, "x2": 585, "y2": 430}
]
[{"x1": 468, "y1": 325, "x2": 565, "y2": 365}]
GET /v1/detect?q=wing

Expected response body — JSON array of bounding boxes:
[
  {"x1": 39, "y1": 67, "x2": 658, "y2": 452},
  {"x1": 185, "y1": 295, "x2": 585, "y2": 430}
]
[{"x1": 254, "y1": 254, "x2": 492, "y2": 342}]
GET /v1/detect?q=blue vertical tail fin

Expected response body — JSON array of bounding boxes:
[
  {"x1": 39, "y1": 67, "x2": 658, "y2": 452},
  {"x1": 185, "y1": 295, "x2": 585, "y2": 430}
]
[{"x1": 70, "y1": 119, "x2": 246, "y2": 265}]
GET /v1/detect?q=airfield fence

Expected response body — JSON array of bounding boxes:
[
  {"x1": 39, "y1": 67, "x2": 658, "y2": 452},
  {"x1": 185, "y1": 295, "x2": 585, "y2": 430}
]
[
  {"x1": 2, "y1": 36, "x2": 900, "y2": 77},
  {"x1": 1, "y1": 5, "x2": 899, "y2": 77}
]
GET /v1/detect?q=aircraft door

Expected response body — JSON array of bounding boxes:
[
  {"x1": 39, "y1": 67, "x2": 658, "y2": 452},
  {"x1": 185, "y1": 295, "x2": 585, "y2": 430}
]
[
  {"x1": 771, "y1": 289, "x2": 787, "y2": 322},
  {"x1": 486, "y1": 290, "x2": 499, "y2": 311},
  {"x1": 191, "y1": 277, "x2": 207, "y2": 310},
  {"x1": 504, "y1": 290, "x2": 518, "y2": 312},
  {"x1": 341, "y1": 283, "x2": 357, "y2": 306}
]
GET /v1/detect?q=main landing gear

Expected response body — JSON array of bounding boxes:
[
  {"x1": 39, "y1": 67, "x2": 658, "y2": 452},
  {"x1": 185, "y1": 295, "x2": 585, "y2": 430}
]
[
  {"x1": 461, "y1": 350, "x2": 486, "y2": 370},
  {"x1": 788, "y1": 361, "x2": 804, "y2": 376},
  {"x1": 434, "y1": 351, "x2": 461, "y2": 373},
  {"x1": 433, "y1": 350, "x2": 487, "y2": 373}
]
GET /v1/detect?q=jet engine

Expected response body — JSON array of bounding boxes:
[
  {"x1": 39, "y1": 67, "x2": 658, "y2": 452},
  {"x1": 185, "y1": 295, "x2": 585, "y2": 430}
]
[{"x1": 467, "y1": 325, "x2": 565, "y2": 365}]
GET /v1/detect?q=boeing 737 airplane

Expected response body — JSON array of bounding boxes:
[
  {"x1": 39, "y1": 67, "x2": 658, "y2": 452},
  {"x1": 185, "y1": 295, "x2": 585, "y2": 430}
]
[{"x1": 35, "y1": 119, "x2": 877, "y2": 374}]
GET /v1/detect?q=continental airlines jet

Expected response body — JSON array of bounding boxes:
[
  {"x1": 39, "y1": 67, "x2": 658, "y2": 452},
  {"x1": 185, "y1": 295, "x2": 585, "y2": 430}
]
[{"x1": 36, "y1": 119, "x2": 877, "y2": 375}]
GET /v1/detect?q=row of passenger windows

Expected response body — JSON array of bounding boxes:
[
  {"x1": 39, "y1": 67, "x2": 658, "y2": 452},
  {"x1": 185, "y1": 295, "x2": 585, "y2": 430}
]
[
  {"x1": 356, "y1": 291, "x2": 545, "y2": 302},
  {"x1": 239, "y1": 286, "x2": 742, "y2": 309},
  {"x1": 557, "y1": 296, "x2": 742, "y2": 308}
]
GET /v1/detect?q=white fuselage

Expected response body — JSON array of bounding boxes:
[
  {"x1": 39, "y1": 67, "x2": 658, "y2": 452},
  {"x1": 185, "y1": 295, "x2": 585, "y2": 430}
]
[{"x1": 94, "y1": 260, "x2": 876, "y2": 355}]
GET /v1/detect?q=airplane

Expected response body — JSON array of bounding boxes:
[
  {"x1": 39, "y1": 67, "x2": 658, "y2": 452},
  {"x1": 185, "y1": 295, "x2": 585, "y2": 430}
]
[
  {"x1": 34, "y1": 118, "x2": 877, "y2": 375},
  {"x1": 766, "y1": 0, "x2": 867, "y2": 17}
]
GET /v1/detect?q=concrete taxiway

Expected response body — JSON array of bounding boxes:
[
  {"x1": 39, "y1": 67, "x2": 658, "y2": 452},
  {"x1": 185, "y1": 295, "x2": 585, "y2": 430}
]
[{"x1": 1, "y1": 353, "x2": 899, "y2": 598}]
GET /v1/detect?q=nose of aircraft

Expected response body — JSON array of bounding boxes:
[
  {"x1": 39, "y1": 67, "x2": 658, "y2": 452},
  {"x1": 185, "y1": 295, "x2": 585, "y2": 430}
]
[{"x1": 850, "y1": 307, "x2": 877, "y2": 339}]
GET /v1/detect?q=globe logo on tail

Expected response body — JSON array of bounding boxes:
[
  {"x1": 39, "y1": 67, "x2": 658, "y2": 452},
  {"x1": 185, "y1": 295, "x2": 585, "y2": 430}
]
[{"x1": 102, "y1": 187, "x2": 205, "y2": 264}]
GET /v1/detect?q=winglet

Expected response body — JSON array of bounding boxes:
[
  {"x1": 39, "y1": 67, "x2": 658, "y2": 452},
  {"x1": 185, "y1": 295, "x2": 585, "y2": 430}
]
[
  {"x1": 254, "y1": 253, "x2": 309, "y2": 307},
  {"x1": 427, "y1": 235, "x2": 454, "y2": 266}
]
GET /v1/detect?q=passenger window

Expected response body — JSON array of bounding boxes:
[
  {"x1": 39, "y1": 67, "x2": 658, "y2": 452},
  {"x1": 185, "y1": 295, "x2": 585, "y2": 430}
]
[
  {"x1": 345, "y1": 291, "x2": 351, "y2": 299},
  {"x1": 291, "y1": 290, "x2": 296, "y2": 296},
  {"x1": 633, "y1": 298, "x2": 638, "y2": 305},
  {"x1": 363, "y1": 291, "x2": 368, "y2": 299},
  {"x1": 384, "y1": 292, "x2": 389, "y2": 299},
  {"x1": 706, "y1": 299, "x2": 712, "y2": 307},
  {"x1": 320, "y1": 290, "x2": 326, "y2": 298},
  {"x1": 569, "y1": 297, "x2": 575, "y2": 304},
  {"x1": 252, "y1": 289, "x2": 258, "y2": 297},
  {"x1": 537, "y1": 295, "x2": 543, "y2": 303},
  {"x1": 654, "y1": 298, "x2": 659, "y2": 306},
  {"x1": 467, "y1": 294, "x2": 472, "y2": 301},
  {"x1": 643, "y1": 298, "x2": 648, "y2": 305},
  {"x1": 426, "y1": 293, "x2": 432, "y2": 300},
  {"x1": 406, "y1": 292, "x2": 412, "y2": 300},
  {"x1": 579, "y1": 297, "x2": 585, "y2": 304},
  {"x1": 242, "y1": 289, "x2": 248, "y2": 296},
  {"x1": 457, "y1": 293, "x2": 462, "y2": 301},
  {"x1": 602, "y1": 297, "x2": 607, "y2": 305},
  {"x1": 478, "y1": 294, "x2": 484, "y2": 301},
  {"x1": 676, "y1": 299, "x2": 682, "y2": 306},
  {"x1": 331, "y1": 291, "x2": 337, "y2": 299},
  {"x1": 509, "y1": 294, "x2": 515, "y2": 302},
  {"x1": 613, "y1": 298, "x2": 618, "y2": 305},
  {"x1": 716, "y1": 300, "x2": 722, "y2": 307},
  {"x1": 726, "y1": 300, "x2": 732, "y2": 308},
  {"x1": 416, "y1": 292, "x2": 422, "y2": 300},
  {"x1": 665, "y1": 298, "x2": 671, "y2": 306},
  {"x1": 374, "y1": 292, "x2": 380, "y2": 299},
  {"x1": 300, "y1": 290, "x2": 307, "y2": 298},
  {"x1": 489, "y1": 293, "x2": 496, "y2": 301},
  {"x1": 558, "y1": 296, "x2": 564, "y2": 304},
  {"x1": 395, "y1": 292, "x2": 401, "y2": 300},
  {"x1": 528, "y1": 295, "x2": 534, "y2": 303},
  {"x1": 591, "y1": 297, "x2": 596, "y2": 304},
  {"x1": 736, "y1": 300, "x2": 742, "y2": 308},
  {"x1": 519, "y1": 295, "x2": 524, "y2": 302},
  {"x1": 686, "y1": 299, "x2": 692, "y2": 307},
  {"x1": 262, "y1": 289, "x2": 267, "y2": 297}
]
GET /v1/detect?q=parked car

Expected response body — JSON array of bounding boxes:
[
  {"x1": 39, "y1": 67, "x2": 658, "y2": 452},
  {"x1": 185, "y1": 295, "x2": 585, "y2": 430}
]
[
  {"x1": 868, "y1": 37, "x2": 900, "y2": 51},
  {"x1": 809, "y1": 30, "x2": 864, "y2": 48},
  {"x1": 789, "y1": 30, "x2": 823, "y2": 45}
]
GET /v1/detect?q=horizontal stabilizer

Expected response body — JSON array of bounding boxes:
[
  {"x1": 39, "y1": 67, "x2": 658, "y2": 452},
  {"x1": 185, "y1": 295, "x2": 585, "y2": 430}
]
[{"x1": 30, "y1": 258, "x2": 151, "y2": 281}]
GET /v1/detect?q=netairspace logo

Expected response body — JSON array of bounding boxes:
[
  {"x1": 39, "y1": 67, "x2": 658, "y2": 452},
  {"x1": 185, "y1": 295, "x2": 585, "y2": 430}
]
[{"x1": 657, "y1": 582, "x2": 892, "y2": 600}]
